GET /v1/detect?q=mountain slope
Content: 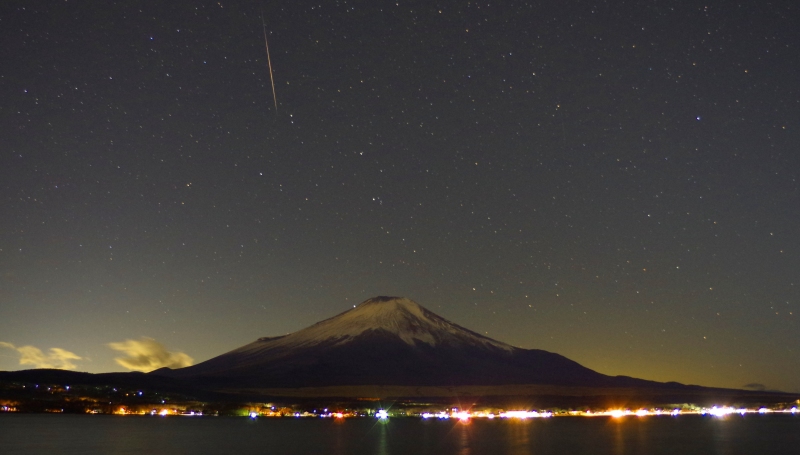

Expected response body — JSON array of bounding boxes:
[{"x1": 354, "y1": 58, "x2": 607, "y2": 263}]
[{"x1": 156, "y1": 296, "x2": 657, "y2": 388}]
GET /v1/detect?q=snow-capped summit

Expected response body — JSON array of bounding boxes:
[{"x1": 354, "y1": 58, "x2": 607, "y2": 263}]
[
  {"x1": 157, "y1": 296, "x2": 650, "y2": 389},
  {"x1": 250, "y1": 296, "x2": 513, "y2": 351}
]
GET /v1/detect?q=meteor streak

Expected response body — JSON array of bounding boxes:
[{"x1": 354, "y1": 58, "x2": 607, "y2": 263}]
[{"x1": 261, "y1": 10, "x2": 278, "y2": 115}]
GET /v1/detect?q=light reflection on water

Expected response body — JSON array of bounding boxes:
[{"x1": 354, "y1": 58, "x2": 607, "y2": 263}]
[
  {"x1": 457, "y1": 419, "x2": 471, "y2": 455},
  {"x1": 0, "y1": 413, "x2": 798, "y2": 455},
  {"x1": 506, "y1": 419, "x2": 532, "y2": 455},
  {"x1": 376, "y1": 419, "x2": 389, "y2": 455},
  {"x1": 613, "y1": 417, "x2": 626, "y2": 455}
]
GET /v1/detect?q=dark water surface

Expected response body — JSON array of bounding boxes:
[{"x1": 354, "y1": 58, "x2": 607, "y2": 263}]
[{"x1": 1, "y1": 414, "x2": 798, "y2": 454}]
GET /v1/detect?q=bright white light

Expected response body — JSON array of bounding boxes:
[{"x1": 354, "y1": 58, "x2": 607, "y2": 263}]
[
  {"x1": 500, "y1": 411, "x2": 549, "y2": 419},
  {"x1": 454, "y1": 411, "x2": 471, "y2": 421},
  {"x1": 376, "y1": 410, "x2": 389, "y2": 419},
  {"x1": 635, "y1": 409, "x2": 649, "y2": 417},
  {"x1": 758, "y1": 408, "x2": 770, "y2": 414},
  {"x1": 249, "y1": 411, "x2": 258, "y2": 419},
  {"x1": 421, "y1": 413, "x2": 434, "y2": 419},
  {"x1": 707, "y1": 406, "x2": 739, "y2": 417}
]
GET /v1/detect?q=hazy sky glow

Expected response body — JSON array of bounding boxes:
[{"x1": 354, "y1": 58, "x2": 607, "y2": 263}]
[{"x1": 1, "y1": 1, "x2": 798, "y2": 392}]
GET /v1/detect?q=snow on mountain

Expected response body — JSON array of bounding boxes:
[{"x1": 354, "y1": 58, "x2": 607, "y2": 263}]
[
  {"x1": 160, "y1": 296, "x2": 627, "y2": 388},
  {"x1": 237, "y1": 296, "x2": 513, "y2": 354}
]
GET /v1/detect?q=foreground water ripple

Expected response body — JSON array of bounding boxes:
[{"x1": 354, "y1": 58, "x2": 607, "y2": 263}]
[{"x1": 1, "y1": 413, "x2": 798, "y2": 455}]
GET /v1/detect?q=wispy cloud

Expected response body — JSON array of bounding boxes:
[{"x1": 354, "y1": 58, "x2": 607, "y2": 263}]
[
  {"x1": 107, "y1": 337, "x2": 193, "y2": 372},
  {"x1": 0, "y1": 342, "x2": 82, "y2": 369}
]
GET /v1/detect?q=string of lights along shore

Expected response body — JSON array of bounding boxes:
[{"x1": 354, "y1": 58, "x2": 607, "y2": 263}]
[{"x1": 1, "y1": 1, "x2": 798, "y2": 393}]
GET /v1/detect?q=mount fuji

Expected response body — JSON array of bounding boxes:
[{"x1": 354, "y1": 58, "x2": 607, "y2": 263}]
[{"x1": 155, "y1": 296, "x2": 662, "y2": 389}]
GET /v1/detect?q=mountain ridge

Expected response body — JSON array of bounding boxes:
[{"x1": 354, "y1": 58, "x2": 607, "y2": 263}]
[
  {"x1": 154, "y1": 296, "x2": 664, "y2": 389},
  {"x1": 4, "y1": 297, "x2": 798, "y2": 405}
]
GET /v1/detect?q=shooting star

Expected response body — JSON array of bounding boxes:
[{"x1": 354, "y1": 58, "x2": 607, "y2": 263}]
[{"x1": 261, "y1": 10, "x2": 278, "y2": 115}]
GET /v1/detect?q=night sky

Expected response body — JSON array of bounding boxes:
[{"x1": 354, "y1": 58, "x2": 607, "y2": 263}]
[{"x1": 1, "y1": 1, "x2": 798, "y2": 392}]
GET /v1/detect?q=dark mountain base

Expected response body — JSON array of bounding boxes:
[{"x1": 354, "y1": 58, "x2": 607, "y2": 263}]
[
  {"x1": 1, "y1": 369, "x2": 797, "y2": 411},
  {"x1": 217, "y1": 383, "x2": 800, "y2": 408}
]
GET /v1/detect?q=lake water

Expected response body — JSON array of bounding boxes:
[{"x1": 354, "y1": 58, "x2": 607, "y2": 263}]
[{"x1": 1, "y1": 413, "x2": 798, "y2": 454}]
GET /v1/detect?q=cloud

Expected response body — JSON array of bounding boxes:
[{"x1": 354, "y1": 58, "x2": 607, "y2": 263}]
[
  {"x1": 742, "y1": 382, "x2": 767, "y2": 391},
  {"x1": 0, "y1": 342, "x2": 82, "y2": 369},
  {"x1": 107, "y1": 337, "x2": 193, "y2": 372}
]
